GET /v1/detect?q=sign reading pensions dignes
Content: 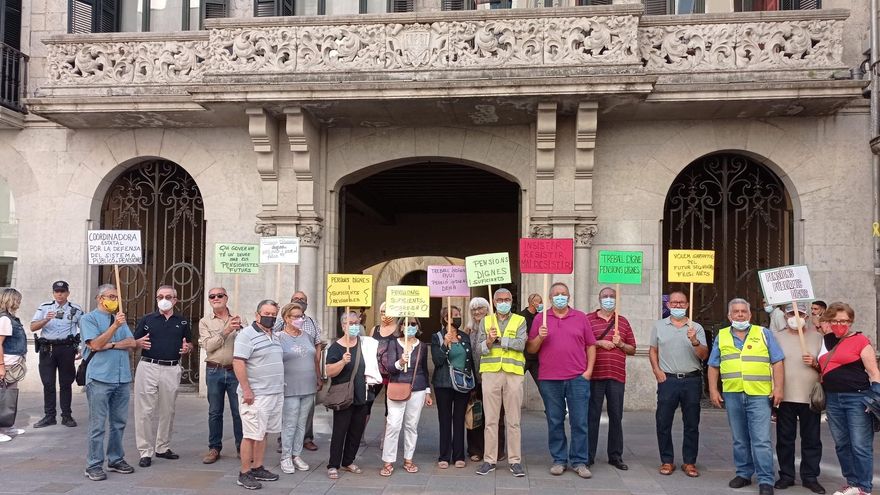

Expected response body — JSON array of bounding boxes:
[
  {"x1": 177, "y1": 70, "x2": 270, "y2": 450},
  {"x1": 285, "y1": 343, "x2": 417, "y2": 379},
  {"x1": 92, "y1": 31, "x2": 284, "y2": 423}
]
[
  {"x1": 668, "y1": 250, "x2": 715, "y2": 284},
  {"x1": 427, "y1": 266, "x2": 470, "y2": 297},
  {"x1": 88, "y1": 230, "x2": 143, "y2": 265},
  {"x1": 759, "y1": 265, "x2": 814, "y2": 306},
  {"x1": 214, "y1": 244, "x2": 260, "y2": 274},
  {"x1": 465, "y1": 252, "x2": 512, "y2": 287},
  {"x1": 597, "y1": 250, "x2": 643, "y2": 285},
  {"x1": 327, "y1": 274, "x2": 373, "y2": 307},
  {"x1": 519, "y1": 238, "x2": 574, "y2": 274},
  {"x1": 385, "y1": 286, "x2": 430, "y2": 318},
  {"x1": 260, "y1": 237, "x2": 300, "y2": 264}
]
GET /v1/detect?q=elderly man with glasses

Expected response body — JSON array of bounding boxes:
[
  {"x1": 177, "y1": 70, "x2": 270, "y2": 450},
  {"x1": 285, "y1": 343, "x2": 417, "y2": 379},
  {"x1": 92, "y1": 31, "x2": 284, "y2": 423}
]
[{"x1": 199, "y1": 287, "x2": 245, "y2": 464}]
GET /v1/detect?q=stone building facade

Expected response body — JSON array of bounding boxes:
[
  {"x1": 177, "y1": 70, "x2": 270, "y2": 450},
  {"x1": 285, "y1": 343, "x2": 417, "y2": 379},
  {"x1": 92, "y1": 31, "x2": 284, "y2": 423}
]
[{"x1": 0, "y1": 0, "x2": 873, "y2": 409}]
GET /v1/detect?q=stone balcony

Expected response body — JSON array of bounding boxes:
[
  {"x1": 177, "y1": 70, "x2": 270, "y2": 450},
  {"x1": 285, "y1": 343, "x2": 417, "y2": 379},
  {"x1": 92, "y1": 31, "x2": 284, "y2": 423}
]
[{"x1": 28, "y1": 4, "x2": 865, "y2": 128}]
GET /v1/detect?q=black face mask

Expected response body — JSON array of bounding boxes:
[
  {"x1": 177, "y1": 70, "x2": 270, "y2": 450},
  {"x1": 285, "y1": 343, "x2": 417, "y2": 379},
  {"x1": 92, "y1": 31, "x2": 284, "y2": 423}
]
[
  {"x1": 451, "y1": 317, "x2": 462, "y2": 329},
  {"x1": 293, "y1": 299, "x2": 307, "y2": 312},
  {"x1": 259, "y1": 315, "x2": 277, "y2": 329}
]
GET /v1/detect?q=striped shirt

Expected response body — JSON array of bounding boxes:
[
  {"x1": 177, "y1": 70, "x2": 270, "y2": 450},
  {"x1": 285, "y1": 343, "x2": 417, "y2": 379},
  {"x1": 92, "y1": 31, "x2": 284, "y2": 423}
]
[
  {"x1": 585, "y1": 310, "x2": 636, "y2": 383},
  {"x1": 234, "y1": 323, "x2": 284, "y2": 396}
]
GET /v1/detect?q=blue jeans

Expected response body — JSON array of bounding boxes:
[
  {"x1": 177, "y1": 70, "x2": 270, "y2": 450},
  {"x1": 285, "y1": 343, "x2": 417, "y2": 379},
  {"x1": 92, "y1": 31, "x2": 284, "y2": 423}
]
[
  {"x1": 723, "y1": 392, "x2": 774, "y2": 485},
  {"x1": 86, "y1": 380, "x2": 130, "y2": 470},
  {"x1": 826, "y1": 392, "x2": 875, "y2": 492},
  {"x1": 206, "y1": 367, "x2": 242, "y2": 452},
  {"x1": 539, "y1": 376, "x2": 590, "y2": 466},
  {"x1": 281, "y1": 394, "x2": 315, "y2": 458},
  {"x1": 655, "y1": 376, "x2": 702, "y2": 464}
]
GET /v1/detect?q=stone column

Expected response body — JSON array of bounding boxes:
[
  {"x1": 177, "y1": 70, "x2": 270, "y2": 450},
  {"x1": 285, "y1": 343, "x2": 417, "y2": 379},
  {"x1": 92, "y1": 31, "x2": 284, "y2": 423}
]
[
  {"x1": 574, "y1": 224, "x2": 598, "y2": 310},
  {"x1": 297, "y1": 222, "x2": 323, "y2": 336}
]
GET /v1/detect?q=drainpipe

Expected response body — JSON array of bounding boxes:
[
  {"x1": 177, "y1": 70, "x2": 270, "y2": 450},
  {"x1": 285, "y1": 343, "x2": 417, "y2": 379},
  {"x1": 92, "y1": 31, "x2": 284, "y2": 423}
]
[{"x1": 871, "y1": 0, "x2": 880, "y2": 346}]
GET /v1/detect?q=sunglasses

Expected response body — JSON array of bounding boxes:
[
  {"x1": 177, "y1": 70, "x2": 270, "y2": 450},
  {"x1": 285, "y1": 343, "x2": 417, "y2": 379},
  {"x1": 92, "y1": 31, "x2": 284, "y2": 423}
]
[{"x1": 208, "y1": 294, "x2": 227, "y2": 300}]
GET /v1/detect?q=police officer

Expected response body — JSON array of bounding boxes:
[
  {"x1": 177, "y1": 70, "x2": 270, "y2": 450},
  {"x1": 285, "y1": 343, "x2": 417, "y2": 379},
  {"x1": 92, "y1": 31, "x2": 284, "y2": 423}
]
[{"x1": 30, "y1": 280, "x2": 83, "y2": 428}]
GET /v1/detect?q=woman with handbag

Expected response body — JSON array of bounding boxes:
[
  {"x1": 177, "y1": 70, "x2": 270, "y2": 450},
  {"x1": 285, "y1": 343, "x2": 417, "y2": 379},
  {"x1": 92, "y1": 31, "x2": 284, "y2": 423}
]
[
  {"x1": 324, "y1": 311, "x2": 370, "y2": 480},
  {"x1": 431, "y1": 305, "x2": 475, "y2": 469},
  {"x1": 817, "y1": 302, "x2": 880, "y2": 495},
  {"x1": 0, "y1": 288, "x2": 26, "y2": 443},
  {"x1": 380, "y1": 318, "x2": 432, "y2": 476}
]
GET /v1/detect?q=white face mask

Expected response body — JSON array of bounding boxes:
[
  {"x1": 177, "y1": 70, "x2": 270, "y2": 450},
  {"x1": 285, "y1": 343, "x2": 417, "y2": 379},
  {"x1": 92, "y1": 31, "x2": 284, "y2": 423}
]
[
  {"x1": 157, "y1": 299, "x2": 173, "y2": 312},
  {"x1": 787, "y1": 316, "x2": 804, "y2": 329}
]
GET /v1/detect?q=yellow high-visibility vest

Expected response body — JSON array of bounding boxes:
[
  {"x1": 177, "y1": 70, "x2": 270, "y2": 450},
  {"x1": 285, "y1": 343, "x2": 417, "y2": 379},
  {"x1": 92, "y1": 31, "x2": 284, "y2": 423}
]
[
  {"x1": 718, "y1": 325, "x2": 772, "y2": 396},
  {"x1": 479, "y1": 313, "x2": 526, "y2": 376}
]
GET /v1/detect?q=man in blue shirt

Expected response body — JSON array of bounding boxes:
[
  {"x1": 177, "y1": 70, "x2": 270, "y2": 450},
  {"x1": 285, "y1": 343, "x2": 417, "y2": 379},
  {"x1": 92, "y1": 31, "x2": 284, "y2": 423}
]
[{"x1": 80, "y1": 284, "x2": 138, "y2": 481}]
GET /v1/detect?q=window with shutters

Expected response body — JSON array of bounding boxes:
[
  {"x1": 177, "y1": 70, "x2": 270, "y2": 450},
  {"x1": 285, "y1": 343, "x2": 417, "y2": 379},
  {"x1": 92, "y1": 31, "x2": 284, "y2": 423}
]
[
  {"x1": 0, "y1": 0, "x2": 26, "y2": 113},
  {"x1": 576, "y1": 0, "x2": 613, "y2": 5},
  {"x1": 735, "y1": 0, "x2": 820, "y2": 10},
  {"x1": 442, "y1": 0, "x2": 475, "y2": 10},
  {"x1": 387, "y1": 0, "x2": 413, "y2": 12},
  {"x1": 1, "y1": 0, "x2": 21, "y2": 49},
  {"x1": 71, "y1": 0, "x2": 227, "y2": 32},
  {"x1": 254, "y1": 0, "x2": 294, "y2": 16},
  {"x1": 69, "y1": 0, "x2": 119, "y2": 33},
  {"x1": 640, "y1": 0, "x2": 704, "y2": 14}
]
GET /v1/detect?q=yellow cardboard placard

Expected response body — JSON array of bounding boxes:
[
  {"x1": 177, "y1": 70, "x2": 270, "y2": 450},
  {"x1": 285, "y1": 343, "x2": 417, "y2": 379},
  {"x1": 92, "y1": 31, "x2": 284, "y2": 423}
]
[
  {"x1": 385, "y1": 286, "x2": 430, "y2": 318},
  {"x1": 326, "y1": 274, "x2": 373, "y2": 307},
  {"x1": 668, "y1": 250, "x2": 715, "y2": 284}
]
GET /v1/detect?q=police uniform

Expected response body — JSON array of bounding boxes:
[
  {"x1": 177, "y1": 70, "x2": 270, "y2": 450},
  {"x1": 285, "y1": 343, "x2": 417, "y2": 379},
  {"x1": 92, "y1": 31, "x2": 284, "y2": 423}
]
[{"x1": 31, "y1": 295, "x2": 83, "y2": 423}]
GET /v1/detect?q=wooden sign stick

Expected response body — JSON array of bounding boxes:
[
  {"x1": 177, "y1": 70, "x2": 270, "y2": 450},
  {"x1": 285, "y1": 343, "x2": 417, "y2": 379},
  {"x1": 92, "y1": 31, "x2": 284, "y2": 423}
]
[
  {"x1": 794, "y1": 300, "x2": 807, "y2": 355},
  {"x1": 275, "y1": 264, "x2": 282, "y2": 305},
  {"x1": 114, "y1": 264, "x2": 123, "y2": 314},
  {"x1": 487, "y1": 284, "x2": 494, "y2": 317},
  {"x1": 404, "y1": 316, "x2": 410, "y2": 373},
  {"x1": 688, "y1": 282, "x2": 694, "y2": 330},
  {"x1": 542, "y1": 273, "x2": 549, "y2": 330},
  {"x1": 233, "y1": 274, "x2": 240, "y2": 317},
  {"x1": 345, "y1": 306, "x2": 351, "y2": 351},
  {"x1": 447, "y1": 296, "x2": 453, "y2": 335},
  {"x1": 614, "y1": 283, "x2": 620, "y2": 337}
]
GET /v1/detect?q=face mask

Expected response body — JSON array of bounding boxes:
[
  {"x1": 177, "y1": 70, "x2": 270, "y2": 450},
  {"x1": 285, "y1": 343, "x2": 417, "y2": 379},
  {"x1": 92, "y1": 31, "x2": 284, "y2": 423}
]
[
  {"x1": 787, "y1": 316, "x2": 804, "y2": 329},
  {"x1": 157, "y1": 299, "x2": 173, "y2": 312},
  {"x1": 552, "y1": 295, "x2": 568, "y2": 309},
  {"x1": 496, "y1": 302, "x2": 511, "y2": 314},
  {"x1": 536, "y1": 304, "x2": 544, "y2": 313},
  {"x1": 347, "y1": 324, "x2": 362, "y2": 337},
  {"x1": 731, "y1": 320, "x2": 751, "y2": 331},
  {"x1": 600, "y1": 298, "x2": 616, "y2": 311},
  {"x1": 291, "y1": 317, "x2": 304, "y2": 328},
  {"x1": 102, "y1": 299, "x2": 119, "y2": 313},
  {"x1": 293, "y1": 299, "x2": 308, "y2": 312},
  {"x1": 259, "y1": 315, "x2": 276, "y2": 328},
  {"x1": 451, "y1": 317, "x2": 462, "y2": 329},
  {"x1": 670, "y1": 308, "x2": 687, "y2": 319},
  {"x1": 764, "y1": 305, "x2": 774, "y2": 314},
  {"x1": 831, "y1": 324, "x2": 850, "y2": 338},
  {"x1": 405, "y1": 325, "x2": 418, "y2": 337},
  {"x1": 381, "y1": 315, "x2": 395, "y2": 325}
]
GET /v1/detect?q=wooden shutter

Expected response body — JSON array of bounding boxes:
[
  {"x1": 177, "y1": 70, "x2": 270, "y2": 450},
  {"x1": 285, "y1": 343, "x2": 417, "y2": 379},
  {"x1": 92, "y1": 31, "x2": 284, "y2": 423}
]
[
  {"x1": 254, "y1": 0, "x2": 276, "y2": 16},
  {"x1": 97, "y1": 0, "x2": 118, "y2": 33},
  {"x1": 388, "y1": 0, "x2": 414, "y2": 12},
  {"x1": 578, "y1": 0, "x2": 613, "y2": 5},
  {"x1": 280, "y1": 0, "x2": 294, "y2": 15},
  {"x1": 204, "y1": 0, "x2": 228, "y2": 19},
  {"x1": 781, "y1": 0, "x2": 820, "y2": 9},
  {"x1": 442, "y1": 0, "x2": 475, "y2": 10},
  {"x1": 70, "y1": 0, "x2": 95, "y2": 33},
  {"x1": 643, "y1": 0, "x2": 670, "y2": 15},
  {"x1": 1, "y1": 0, "x2": 22, "y2": 49}
]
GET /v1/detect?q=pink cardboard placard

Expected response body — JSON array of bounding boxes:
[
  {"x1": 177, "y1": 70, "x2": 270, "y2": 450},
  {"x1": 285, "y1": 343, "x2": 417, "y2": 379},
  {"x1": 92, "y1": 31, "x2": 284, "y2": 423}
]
[
  {"x1": 519, "y1": 238, "x2": 574, "y2": 274},
  {"x1": 427, "y1": 265, "x2": 471, "y2": 297}
]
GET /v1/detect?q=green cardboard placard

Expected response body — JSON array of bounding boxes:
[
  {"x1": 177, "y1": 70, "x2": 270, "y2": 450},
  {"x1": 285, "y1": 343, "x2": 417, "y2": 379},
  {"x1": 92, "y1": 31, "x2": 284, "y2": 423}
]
[
  {"x1": 597, "y1": 250, "x2": 643, "y2": 285},
  {"x1": 214, "y1": 243, "x2": 260, "y2": 274},
  {"x1": 465, "y1": 252, "x2": 512, "y2": 287}
]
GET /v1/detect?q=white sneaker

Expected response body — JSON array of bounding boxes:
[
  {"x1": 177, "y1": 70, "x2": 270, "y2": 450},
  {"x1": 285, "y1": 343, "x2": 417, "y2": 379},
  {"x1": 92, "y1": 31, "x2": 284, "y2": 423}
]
[
  {"x1": 833, "y1": 487, "x2": 862, "y2": 495},
  {"x1": 7, "y1": 428, "x2": 24, "y2": 435},
  {"x1": 0, "y1": 434, "x2": 11, "y2": 442},
  {"x1": 292, "y1": 456, "x2": 310, "y2": 471},
  {"x1": 280, "y1": 458, "x2": 296, "y2": 474}
]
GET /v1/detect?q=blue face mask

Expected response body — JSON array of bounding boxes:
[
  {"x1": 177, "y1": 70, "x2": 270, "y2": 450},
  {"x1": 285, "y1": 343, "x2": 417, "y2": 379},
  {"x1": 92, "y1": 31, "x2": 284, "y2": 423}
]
[
  {"x1": 535, "y1": 304, "x2": 544, "y2": 313},
  {"x1": 347, "y1": 324, "x2": 362, "y2": 337},
  {"x1": 600, "y1": 297, "x2": 616, "y2": 311},
  {"x1": 405, "y1": 325, "x2": 418, "y2": 337},
  {"x1": 731, "y1": 320, "x2": 751, "y2": 331},
  {"x1": 496, "y1": 302, "x2": 511, "y2": 314},
  {"x1": 552, "y1": 295, "x2": 568, "y2": 309},
  {"x1": 670, "y1": 308, "x2": 687, "y2": 319},
  {"x1": 764, "y1": 305, "x2": 774, "y2": 314}
]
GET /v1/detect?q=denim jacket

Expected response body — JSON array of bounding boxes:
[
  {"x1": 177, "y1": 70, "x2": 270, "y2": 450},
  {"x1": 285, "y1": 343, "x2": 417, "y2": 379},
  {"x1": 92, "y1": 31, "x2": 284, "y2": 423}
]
[{"x1": 1, "y1": 312, "x2": 27, "y2": 356}]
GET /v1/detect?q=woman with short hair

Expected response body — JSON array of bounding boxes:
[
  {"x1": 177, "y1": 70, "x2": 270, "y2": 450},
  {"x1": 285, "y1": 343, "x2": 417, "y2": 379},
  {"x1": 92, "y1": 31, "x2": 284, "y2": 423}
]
[
  {"x1": 0, "y1": 288, "x2": 27, "y2": 442},
  {"x1": 432, "y1": 305, "x2": 475, "y2": 469}
]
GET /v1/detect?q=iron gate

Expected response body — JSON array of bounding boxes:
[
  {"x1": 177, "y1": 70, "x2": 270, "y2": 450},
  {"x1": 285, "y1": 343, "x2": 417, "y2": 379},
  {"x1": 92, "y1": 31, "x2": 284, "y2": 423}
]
[
  {"x1": 663, "y1": 153, "x2": 793, "y2": 334},
  {"x1": 100, "y1": 160, "x2": 206, "y2": 389}
]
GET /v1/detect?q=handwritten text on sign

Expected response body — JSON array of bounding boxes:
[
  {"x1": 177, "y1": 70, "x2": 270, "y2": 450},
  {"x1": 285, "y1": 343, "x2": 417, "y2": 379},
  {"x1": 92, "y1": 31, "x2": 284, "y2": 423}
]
[
  {"x1": 88, "y1": 230, "x2": 143, "y2": 265},
  {"x1": 386, "y1": 286, "x2": 431, "y2": 318},
  {"x1": 260, "y1": 237, "x2": 300, "y2": 264},
  {"x1": 427, "y1": 265, "x2": 470, "y2": 297},
  {"x1": 326, "y1": 274, "x2": 373, "y2": 307},
  {"x1": 215, "y1": 244, "x2": 260, "y2": 274},
  {"x1": 597, "y1": 250, "x2": 643, "y2": 285},
  {"x1": 465, "y1": 252, "x2": 512, "y2": 287},
  {"x1": 759, "y1": 265, "x2": 814, "y2": 306},
  {"x1": 668, "y1": 250, "x2": 715, "y2": 284},
  {"x1": 519, "y1": 238, "x2": 574, "y2": 274}
]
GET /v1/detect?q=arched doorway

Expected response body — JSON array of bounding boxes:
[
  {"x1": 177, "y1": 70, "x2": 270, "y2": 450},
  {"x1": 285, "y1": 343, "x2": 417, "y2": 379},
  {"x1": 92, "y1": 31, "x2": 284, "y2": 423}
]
[
  {"x1": 100, "y1": 160, "x2": 206, "y2": 390},
  {"x1": 662, "y1": 152, "x2": 794, "y2": 333},
  {"x1": 0, "y1": 177, "x2": 16, "y2": 286}
]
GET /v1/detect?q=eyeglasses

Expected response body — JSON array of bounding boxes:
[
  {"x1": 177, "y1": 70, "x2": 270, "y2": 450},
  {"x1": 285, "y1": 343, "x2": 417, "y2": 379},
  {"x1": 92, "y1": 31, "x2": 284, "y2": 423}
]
[
  {"x1": 156, "y1": 295, "x2": 176, "y2": 301},
  {"x1": 668, "y1": 301, "x2": 688, "y2": 308},
  {"x1": 101, "y1": 295, "x2": 118, "y2": 301},
  {"x1": 208, "y1": 294, "x2": 227, "y2": 300},
  {"x1": 829, "y1": 320, "x2": 852, "y2": 325}
]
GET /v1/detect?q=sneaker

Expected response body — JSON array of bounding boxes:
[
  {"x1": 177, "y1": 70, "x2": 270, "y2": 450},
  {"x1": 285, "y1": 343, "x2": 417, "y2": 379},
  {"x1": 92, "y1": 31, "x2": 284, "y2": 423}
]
[
  {"x1": 250, "y1": 466, "x2": 279, "y2": 481},
  {"x1": 237, "y1": 471, "x2": 261, "y2": 490},
  {"x1": 509, "y1": 463, "x2": 525, "y2": 477},
  {"x1": 574, "y1": 464, "x2": 592, "y2": 479},
  {"x1": 6, "y1": 428, "x2": 25, "y2": 435},
  {"x1": 107, "y1": 460, "x2": 135, "y2": 474},
  {"x1": 61, "y1": 416, "x2": 77, "y2": 427},
  {"x1": 202, "y1": 448, "x2": 220, "y2": 464},
  {"x1": 549, "y1": 464, "x2": 566, "y2": 475},
  {"x1": 84, "y1": 466, "x2": 107, "y2": 481},
  {"x1": 833, "y1": 488, "x2": 865, "y2": 495},
  {"x1": 475, "y1": 462, "x2": 496, "y2": 475},
  {"x1": 0, "y1": 434, "x2": 10, "y2": 443},
  {"x1": 34, "y1": 416, "x2": 56, "y2": 428},
  {"x1": 280, "y1": 458, "x2": 296, "y2": 474},
  {"x1": 292, "y1": 456, "x2": 310, "y2": 471}
]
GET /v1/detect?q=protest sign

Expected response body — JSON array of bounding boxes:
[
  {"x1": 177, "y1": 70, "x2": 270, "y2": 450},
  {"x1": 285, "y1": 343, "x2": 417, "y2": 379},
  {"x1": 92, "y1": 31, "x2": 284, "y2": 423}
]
[
  {"x1": 465, "y1": 252, "x2": 511, "y2": 287},
  {"x1": 326, "y1": 274, "x2": 374, "y2": 307},
  {"x1": 88, "y1": 230, "x2": 143, "y2": 314},
  {"x1": 215, "y1": 244, "x2": 260, "y2": 274},
  {"x1": 597, "y1": 250, "x2": 643, "y2": 285},
  {"x1": 519, "y1": 238, "x2": 574, "y2": 274},
  {"x1": 668, "y1": 250, "x2": 715, "y2": 284},
  {"x1": 385, "y1": 286, "x2": 431, "y2": 318},
  {"x1": 260, "y1": 237, "x2": 300, "y2": 264},
  {"x1": 759, "y1": 264, "x2": 815, "y2": 354},
  {"x1": 427, "y1": 265, "x2": 470, "y2": 297}
]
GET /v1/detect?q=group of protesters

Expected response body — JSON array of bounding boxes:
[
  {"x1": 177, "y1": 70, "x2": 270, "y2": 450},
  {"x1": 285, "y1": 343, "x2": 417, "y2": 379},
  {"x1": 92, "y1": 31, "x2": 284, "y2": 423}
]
[{"x1": 0, "y1": 280, "x2": 878, "y2": 495}]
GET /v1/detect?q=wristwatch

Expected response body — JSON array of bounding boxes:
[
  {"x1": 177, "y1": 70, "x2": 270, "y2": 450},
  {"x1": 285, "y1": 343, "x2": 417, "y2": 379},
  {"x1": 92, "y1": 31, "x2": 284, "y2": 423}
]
[{"x1": 111, "y1": 342, "x2": 116, "y2": 349}]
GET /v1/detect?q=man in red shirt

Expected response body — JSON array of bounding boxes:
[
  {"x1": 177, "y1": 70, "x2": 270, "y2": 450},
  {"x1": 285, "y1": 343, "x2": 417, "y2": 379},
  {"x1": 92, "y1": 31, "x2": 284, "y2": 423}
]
[{"x1": 585, "y1": 287, "x2": 636, "y2": 470}]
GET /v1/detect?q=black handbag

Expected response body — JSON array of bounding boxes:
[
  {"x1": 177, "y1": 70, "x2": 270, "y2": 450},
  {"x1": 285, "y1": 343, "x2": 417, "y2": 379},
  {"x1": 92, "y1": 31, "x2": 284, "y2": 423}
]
[
  {"x1": 75, "y1": 350, "x2": 95, "y2": 386},
  {"x1": 0, "y1": 381, "x2": 19, "y2": 428},
  {"x1": 324, "y1": 343, "x2": 362, "y2": 411}
]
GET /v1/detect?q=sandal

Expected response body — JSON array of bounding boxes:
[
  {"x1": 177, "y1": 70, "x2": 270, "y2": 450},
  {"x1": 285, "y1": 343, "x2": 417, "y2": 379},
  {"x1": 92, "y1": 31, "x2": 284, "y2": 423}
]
[
  {"x1": 403, "y1": 460, "x2": 419, "y2": 473},
  {"x1": 454, "y1": 460, "x2": 466, "y2": 468},
  {"x1": 681, "y1": 463, "x2": 700, "y2": 478},
  {"x1": 438, "y1": 461, "x2": 449, "y2": 469},
  {"x1": 342, "y1": 464, "x2": 363, "y2": 474},
  {"x1": 380, "y1": 464, "x2": 394, "y2": 477},
  {"x1": 659, "y1": 463, "x2": 675, "y2": 475},
  {"x1": 327, "y1": 468, "x2": 338, "y2": 479},
  {"x1": 470, "y1": 455, "x2": 481, "y2": 462}
]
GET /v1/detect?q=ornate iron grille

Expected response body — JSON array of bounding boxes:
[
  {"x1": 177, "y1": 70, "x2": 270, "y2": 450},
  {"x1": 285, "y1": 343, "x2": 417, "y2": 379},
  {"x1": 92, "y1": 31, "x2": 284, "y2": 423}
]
[
  {"x1": 100, "y1": 160, "x2": 206, "y2": 389},
  {"x1": 663, "y1": 153, "x2": 793, "y2": 334}
]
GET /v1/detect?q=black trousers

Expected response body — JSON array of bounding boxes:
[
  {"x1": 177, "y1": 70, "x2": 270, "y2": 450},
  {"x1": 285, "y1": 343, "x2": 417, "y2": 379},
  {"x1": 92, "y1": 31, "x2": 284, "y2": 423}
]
[
  {"x1": 38, "y1": 344, "x2": 77, "y2": 417},
  {"x1": 436, "y1": 387, "x2": 470, "y2": 463},
  {"x1": 776, "y1": 401, "x2": 822, "y2": 482},
  {"x1": 588, "y1": 379, "x2": 625, "y2": 464},
  {"x1": 328, "y1": 403, "x2": 369, "y2": 469}
]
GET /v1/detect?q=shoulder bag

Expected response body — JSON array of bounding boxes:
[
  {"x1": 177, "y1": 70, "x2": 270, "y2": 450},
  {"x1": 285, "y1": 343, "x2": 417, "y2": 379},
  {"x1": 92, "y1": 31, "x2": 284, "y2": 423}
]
[
  {"x1": 810, "y1": 336, "x2": 844, "y2": 413},
  {"x1": 387, "y1": 341, "x2": 421, "y2": 402},
  {"x1": 440, "y1": 332, "x2": 475, "y2": 393},
  {"x1": 324, "y1": 343, "x2": 362, "y2": 411}
]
